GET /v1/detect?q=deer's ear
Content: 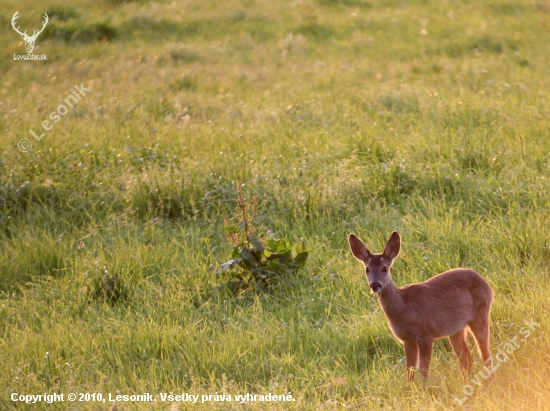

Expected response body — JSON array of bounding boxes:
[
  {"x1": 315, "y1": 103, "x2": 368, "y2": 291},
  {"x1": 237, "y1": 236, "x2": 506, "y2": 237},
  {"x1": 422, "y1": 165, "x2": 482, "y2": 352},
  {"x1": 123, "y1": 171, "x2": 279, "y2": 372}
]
[
  {"x1": 349, "y1": 234, "x2": 371, "y2": 262},
  {"x1": 383, "y1": 231, "x2": 400, "y2": 260}
]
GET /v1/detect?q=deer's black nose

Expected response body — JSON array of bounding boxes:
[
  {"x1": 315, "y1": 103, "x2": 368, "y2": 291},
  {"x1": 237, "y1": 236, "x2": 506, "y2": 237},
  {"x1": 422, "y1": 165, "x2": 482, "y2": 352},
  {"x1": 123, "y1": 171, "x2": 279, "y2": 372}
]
[{"x1": 370, "y1": 282, "x2": 382, "y2": 293}]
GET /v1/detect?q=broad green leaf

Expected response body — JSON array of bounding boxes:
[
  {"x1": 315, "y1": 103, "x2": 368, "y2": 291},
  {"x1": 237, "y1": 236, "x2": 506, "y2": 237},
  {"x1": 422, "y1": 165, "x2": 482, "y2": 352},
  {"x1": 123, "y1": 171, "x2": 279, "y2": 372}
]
[{"x1": 267, "y1": 239, "x2": 277, "y2": 251}]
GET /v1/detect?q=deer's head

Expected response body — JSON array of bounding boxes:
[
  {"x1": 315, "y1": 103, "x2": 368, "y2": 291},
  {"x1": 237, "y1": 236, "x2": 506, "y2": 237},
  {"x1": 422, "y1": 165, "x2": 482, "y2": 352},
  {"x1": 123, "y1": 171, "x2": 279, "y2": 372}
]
[
  {"x1": 349, "y1": 231, "x2": 401, "y2": 293},
  {"x1": 12, "y1": 11, "x2": 49, "y2": 54}
]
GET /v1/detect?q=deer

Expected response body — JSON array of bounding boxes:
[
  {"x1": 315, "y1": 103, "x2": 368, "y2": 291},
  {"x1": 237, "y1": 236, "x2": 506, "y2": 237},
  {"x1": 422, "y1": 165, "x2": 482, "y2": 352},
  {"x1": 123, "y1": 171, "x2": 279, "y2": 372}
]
[
  {"x1": 348, "y1": 231, "x2": 493, "y2": 381},
  {"x1": 11, "y1": 11, "x2": 49, "y2": 54}
]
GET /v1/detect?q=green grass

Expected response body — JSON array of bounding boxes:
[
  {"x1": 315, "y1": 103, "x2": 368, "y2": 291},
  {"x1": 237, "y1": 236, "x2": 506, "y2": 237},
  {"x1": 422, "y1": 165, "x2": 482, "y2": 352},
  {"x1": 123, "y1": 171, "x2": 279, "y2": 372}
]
[{"x1": 1, "y1": 0, "x2": 550, "y2": 409}]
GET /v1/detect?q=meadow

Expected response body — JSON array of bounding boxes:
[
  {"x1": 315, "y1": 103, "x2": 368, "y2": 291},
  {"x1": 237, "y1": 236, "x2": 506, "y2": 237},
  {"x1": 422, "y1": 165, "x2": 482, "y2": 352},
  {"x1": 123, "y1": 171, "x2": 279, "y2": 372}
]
[{"x1": 1, "y1": 0, "x2": 550, "y2": 409}]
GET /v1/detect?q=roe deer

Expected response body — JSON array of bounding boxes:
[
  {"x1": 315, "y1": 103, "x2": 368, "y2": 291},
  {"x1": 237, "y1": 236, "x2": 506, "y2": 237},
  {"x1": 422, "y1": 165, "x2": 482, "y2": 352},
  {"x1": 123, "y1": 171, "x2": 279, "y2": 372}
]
[{"x1": 348, "y1": 231, "x2": 493, "y2": 381}]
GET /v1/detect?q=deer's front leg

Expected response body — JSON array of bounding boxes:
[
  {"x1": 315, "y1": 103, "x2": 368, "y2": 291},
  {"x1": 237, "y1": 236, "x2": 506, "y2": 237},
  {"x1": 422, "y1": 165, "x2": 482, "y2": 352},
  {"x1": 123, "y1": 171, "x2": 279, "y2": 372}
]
[
  {"x1": 418, "y1": 338, "x2": 434, "y2": 381},
  {"x1": 403, "y1": 341, "x2": 419, "y2": 382}
]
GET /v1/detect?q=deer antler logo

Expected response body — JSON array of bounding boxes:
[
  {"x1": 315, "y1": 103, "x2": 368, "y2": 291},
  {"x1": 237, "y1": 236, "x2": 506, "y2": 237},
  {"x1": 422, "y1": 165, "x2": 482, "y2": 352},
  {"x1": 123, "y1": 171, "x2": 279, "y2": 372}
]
[{"x1": 11, "y1": 11, "x2": 49, "y2": 54}]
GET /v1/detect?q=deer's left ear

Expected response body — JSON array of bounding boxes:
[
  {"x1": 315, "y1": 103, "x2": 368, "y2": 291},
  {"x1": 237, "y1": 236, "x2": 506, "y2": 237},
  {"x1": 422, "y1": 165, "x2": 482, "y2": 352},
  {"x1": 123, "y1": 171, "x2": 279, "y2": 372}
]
[{"x1": 383, "y1": 231, "x2": 400, "y2": 260}]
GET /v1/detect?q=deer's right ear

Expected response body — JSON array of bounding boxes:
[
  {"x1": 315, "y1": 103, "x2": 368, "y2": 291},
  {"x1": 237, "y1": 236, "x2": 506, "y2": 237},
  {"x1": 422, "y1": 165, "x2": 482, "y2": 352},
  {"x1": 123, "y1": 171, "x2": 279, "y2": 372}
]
[{"x1": 349, "y1": 234, "x2": 371, "y2": 262}]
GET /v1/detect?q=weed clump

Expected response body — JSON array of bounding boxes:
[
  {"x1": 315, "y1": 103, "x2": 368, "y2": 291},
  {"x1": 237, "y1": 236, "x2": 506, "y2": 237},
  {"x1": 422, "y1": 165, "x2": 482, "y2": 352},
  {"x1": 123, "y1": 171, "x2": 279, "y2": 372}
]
[{"x1": 220, "y1": 182, "x2": 308, "y2": 293}]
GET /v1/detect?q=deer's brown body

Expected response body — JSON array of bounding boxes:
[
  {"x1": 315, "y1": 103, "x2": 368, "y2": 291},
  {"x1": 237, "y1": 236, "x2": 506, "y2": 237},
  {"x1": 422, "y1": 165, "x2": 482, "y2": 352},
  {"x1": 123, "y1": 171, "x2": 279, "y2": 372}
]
[{"x1": 349, "y1": 231, "x2": 493, "y2": 381}]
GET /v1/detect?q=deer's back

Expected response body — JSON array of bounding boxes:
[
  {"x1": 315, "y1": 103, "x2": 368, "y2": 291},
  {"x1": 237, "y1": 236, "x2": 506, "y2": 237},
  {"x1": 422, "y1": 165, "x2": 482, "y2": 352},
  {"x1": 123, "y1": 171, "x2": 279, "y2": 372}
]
[{"x1": 388, "y1": 269, "x2": 493, "y2": 341}]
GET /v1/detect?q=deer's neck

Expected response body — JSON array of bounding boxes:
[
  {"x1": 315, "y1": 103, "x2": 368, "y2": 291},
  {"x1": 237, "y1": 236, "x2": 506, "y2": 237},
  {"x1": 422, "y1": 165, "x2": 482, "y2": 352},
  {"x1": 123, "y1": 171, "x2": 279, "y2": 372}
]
[{"x1": 377, "y1": 277, "x2": 405, "y2": 317}]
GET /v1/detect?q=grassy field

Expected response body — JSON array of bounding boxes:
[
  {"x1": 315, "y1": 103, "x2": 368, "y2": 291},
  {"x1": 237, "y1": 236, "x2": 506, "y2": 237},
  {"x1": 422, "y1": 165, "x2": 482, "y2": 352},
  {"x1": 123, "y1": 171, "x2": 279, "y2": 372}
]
[{"x1": 1, "y1": 0, "x2": 550, "y2": 409}]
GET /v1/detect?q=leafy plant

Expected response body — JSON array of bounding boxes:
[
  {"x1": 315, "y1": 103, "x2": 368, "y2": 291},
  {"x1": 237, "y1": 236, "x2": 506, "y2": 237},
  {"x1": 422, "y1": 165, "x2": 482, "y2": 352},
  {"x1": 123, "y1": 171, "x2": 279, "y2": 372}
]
[{"x1": 220, "y1": 182, "x2": 308, "y2": 292}]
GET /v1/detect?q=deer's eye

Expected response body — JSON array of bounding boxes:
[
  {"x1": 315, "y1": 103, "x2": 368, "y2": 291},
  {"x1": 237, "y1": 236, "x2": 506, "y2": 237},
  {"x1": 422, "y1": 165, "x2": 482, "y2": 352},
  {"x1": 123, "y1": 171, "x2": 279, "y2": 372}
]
[
  {"x1": 382, "y1": 267, "x2": 388, "y2": 273},
  {"x1": 365, "y1": 268, "x2": 370, "y2": 274}
]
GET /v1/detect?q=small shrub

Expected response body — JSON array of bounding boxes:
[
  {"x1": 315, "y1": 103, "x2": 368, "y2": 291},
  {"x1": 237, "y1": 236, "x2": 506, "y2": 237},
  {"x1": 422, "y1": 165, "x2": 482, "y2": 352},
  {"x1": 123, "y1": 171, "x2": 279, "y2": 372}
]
[{"x1": 219, "y1": 182, "x2": 308, "y2": 293}]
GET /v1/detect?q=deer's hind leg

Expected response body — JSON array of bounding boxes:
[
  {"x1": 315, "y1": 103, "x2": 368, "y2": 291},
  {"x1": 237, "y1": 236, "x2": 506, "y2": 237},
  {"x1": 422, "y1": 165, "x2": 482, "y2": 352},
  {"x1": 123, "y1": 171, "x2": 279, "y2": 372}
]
[
  {"x1": 448, "y1": 328, "x2": 473, "y2": 376},
  {"x1": 468, "y1": 317, "x2": 492, "y2": 368}
]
